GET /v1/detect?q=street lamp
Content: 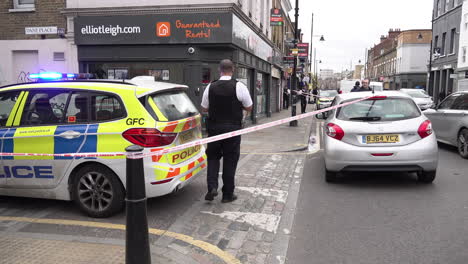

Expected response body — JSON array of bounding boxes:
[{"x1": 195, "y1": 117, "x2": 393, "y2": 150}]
[
  {"x1": 309, "y1": 13, "x2": 325, "y2": 76},
  {"x1": 289, "y1": 0, "x2": 300, "y2": 127}
]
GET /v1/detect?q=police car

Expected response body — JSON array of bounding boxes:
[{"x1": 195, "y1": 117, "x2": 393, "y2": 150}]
[{"x1": 0, "y1": 73, "x2": 206, "y2": 217}]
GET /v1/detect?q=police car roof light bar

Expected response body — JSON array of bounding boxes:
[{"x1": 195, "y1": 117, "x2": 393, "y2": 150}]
[{"x1": 28, "y1": 72, "x2": 94, "y2": 81}]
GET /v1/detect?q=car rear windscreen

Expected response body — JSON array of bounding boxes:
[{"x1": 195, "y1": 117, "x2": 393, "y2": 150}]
[
  {"x1": 336, "y1": 97, "x2": 421, "y2": 122},
  {"x1": 150, "y1": 90, "x2": 199, "y2": 121},
  {"x1": 319, "y1": 90, "x2": 338, "y2": 97}
]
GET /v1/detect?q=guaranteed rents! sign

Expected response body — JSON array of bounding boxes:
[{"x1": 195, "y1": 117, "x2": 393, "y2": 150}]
[{"x1": 74, "y1": 13, "x2": 233, "y2": 45}]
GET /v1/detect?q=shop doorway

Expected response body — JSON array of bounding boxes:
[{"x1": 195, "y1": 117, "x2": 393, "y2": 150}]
[{"x1": 183, "y1": 64, "x2": 203, "y2": 109}]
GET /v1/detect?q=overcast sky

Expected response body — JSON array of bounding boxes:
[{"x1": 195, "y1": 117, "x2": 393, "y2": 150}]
[{"x1": 289, "y1": 0, "x2": 433, "y2": 73}]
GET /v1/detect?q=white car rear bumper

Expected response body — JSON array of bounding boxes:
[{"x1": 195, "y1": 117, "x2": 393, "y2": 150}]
[{"x1": 324, "y1": 134, "x2": 438, "y2": 172}]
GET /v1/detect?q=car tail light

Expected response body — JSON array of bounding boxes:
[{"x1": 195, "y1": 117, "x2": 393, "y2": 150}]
[
  {"x1": 122, "y1": 128, "x2": 177, "y2": 147},
  {"x1": 369, "y1": 96, "x2": 387, "y2": 100},
  {"x1": 418, "y1": 120, "x2": 433, "y2": 139},
  {"x1": 326, "y1": 123, "x2": 344, "y2": 140}
]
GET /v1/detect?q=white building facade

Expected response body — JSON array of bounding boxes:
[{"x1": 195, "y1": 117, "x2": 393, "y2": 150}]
[
  {"x1": 395, "y1": 30, "x2": 432, "y2": 89},
  {"x1": 457, "y1": 0, "x2": 468, "y2": 91}
]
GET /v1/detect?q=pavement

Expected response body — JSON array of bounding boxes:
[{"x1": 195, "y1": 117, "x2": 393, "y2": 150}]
[{"x1": 0, "y1": 105, "x2": 318, "y2": 264}]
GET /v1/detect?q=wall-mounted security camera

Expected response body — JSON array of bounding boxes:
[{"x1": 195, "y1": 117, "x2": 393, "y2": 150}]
[{"x1": 188, "y1": 47, "x2": 195, "y2": 54}]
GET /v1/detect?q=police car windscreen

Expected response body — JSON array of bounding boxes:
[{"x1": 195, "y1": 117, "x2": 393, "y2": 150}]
[{"x1": 151, "y1": 91, "x2": 199, "y2": 121}]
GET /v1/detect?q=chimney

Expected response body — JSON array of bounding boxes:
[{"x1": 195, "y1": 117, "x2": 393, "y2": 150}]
[
  {"x1": 388, "y1": 28, "x2": 401, "y2": 39},
  {"x1": 380, "y1": 35, "x2": 387, "y2": 42}
]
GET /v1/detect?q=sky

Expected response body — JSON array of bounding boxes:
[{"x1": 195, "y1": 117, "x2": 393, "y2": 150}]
[{"x1": 289, "y1": 0, "x2": 433, "y2": 73}]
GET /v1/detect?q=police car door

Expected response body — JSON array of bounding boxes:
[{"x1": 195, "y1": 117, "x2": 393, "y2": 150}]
[
  {"x1": 0, "y1": 90, "x2": 24, "y2": 186},
  {"x1": 5, "y1": 89, "x2": 87, "y2": 189}
]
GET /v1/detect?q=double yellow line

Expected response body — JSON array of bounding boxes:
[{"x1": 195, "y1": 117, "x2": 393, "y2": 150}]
[{"x1": 0, "y1": 216, "x2": 241, "y2": 264}]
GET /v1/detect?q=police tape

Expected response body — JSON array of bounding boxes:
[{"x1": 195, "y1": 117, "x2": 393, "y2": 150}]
[{"x1": 0, "y1": 96, "x2": 372, "y2": 159}]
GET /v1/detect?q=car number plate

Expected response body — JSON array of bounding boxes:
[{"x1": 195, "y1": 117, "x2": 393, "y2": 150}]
[
  {"x1": 363, "y1": 134, "x2": 400, "y2": 144},
  {"x1": 179, "y1": 130, "x2": 194, "y2": 144}
]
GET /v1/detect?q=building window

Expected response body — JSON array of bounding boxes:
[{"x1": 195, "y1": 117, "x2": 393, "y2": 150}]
[
  {"x1": 13, "y1": 0, "x2": 34, "y2": 9},
  {"x1": 434, "y1": 35, "x2": 439, "y2": 53},
  {"x1": 450, "y1": 28, "x2": 456, "y2": 54},
  {"x1": 437, "y1": 0, "x2": 441, "y2": 17},
  {"x1": 441, "y1": 32, "x2": 446, "y2": 55},
  {"x1": 444, "y1": 0, "x2": 449, "y2": 12},
  {"x1": 464, "y1": 14, "x2": 468, "y2": 31},
  {"x1": 463, "y1": 47, "x2": 467, "y2": 63}
]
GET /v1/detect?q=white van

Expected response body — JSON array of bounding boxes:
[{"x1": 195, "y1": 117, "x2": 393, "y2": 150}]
[{"x1": 369, "y1": 82, "x2": 384, "y2": 91}]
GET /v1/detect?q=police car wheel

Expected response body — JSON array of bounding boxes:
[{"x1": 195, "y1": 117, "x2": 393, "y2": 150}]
[{"x1": 72, "y1": 165, "x2": 124, "y2": 218}]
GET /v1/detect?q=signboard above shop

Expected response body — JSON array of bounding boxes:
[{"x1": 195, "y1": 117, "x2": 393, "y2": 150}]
[
  {"x1": 74, "y1": 13, "x2": 233, "y2": 45},
  {"x1": 75, "y1": 13, "x2": 273, "y2": 63}
]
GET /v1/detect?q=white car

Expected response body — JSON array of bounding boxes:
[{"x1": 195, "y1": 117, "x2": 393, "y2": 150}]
[
  {"x1": 399, "y1": 88, "x2": 435, "y2": 110},
  {"x1": 317, "y1": 91, "x2": 438, "y2": 183}
]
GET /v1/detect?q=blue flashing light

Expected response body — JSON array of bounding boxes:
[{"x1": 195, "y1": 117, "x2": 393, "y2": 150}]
[
  {"x1": 29, "y1": 72, "x2": 63, "y2": 80},
  {"x1": 66, "y1": 73, "x2": 77, "y2": 78}
]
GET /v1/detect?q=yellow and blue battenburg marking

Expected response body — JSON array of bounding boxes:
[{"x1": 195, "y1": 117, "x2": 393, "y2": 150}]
[{"x1": 0, "y1": 124, "x2": 100, "y2": 160}]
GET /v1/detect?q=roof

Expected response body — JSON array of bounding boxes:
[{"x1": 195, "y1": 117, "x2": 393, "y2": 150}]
[
  {"x1": 0, "y1": 76, "x2": 188, "y2": 97},
  {"x1": 338, "y1": 91, "x2": 412, "y2": 101}
]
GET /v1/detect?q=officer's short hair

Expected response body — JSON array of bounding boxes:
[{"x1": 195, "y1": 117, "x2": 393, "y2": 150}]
[{"x1": 219, "y1": 59, "x2": 234, "y2": 74}]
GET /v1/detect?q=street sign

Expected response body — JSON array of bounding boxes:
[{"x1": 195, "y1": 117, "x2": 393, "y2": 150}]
[
  {"x1": 291, "y1": 48, "x2": 299, "y2": 56},
  {"x1": 25, "y1": 26, "x2": 58, "y2": 35},
  {"x1": 270, "y1": 8, "x2": 283, "y2": 26},
  {"x1": 297, "y1": 43, "x2": 309, "y2": 57},
  {"x1": 283, "y1": 56, "x2": 294, "y2": 63}
]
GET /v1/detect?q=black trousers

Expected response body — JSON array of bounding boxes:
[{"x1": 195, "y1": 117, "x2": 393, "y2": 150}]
[
  {"x1": 206, "y1": 122, "x2": 241, "y2": 197},
  {"x1": 300, "y1": 96, "x2": 307, "y2": 113}
]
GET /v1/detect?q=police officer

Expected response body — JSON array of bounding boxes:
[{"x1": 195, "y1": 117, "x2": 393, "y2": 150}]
[{"x1": 201, "y1": 59, "x2": 253, "y2": 203}]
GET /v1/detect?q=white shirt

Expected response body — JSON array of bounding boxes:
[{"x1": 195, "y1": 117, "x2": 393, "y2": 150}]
[{"x1": 201, "y1": 75, "x2": 253, "y2": 109}]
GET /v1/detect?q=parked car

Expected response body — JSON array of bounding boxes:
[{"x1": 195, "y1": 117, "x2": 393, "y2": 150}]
[
  {"x1": 316, "y1": 90, "x2": 338, "y2": 110},
  {"x1": 399, "y1": 88, "x2": 434, "y2": 110},
  {"x1": 424, "y1": 91, "x2": 468, "y2": 158},
  {"x1": 317, "y1": 91, "x2": 438, "y2": 183}
]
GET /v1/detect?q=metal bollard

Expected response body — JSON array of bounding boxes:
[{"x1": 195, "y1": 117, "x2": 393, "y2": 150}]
[{"x1": 125, "y1": 145, "x2": 151, "y2": 264}]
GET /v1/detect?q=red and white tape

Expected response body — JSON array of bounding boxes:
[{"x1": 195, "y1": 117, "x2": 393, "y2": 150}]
[{"x1": 0, "y1": 96, "x2": 371, "y2": 159}]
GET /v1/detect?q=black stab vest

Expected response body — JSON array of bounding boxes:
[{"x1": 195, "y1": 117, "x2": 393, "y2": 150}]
[{"x1": 208, "y1": 79, "x2": 243, "y2": 124}]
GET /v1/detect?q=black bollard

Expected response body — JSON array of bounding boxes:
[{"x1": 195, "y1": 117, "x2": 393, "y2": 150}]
[{"x1": 125, "y1": 145, "x2": 151, "y2": 264}]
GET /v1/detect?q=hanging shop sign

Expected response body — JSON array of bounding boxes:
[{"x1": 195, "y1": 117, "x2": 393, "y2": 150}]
[{"x1": 270, "y1": 8, "x2": 283, "y2": 26}]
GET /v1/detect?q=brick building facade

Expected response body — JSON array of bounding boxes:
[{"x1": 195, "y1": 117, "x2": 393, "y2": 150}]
[
  {"x1": 367, "y1": 29, "x2": 400, "y2": 89},
  {"x1": 0, "y1": 0, "x2": 77, "y2": 86}
]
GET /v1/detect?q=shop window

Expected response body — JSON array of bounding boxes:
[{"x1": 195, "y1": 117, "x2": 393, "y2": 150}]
[
  {"x1": 202, "y1": 68, "x2": 211, "y2": 84},
  {"x1": 13, "y1": 0, "x2": 34, "y2": 10}
]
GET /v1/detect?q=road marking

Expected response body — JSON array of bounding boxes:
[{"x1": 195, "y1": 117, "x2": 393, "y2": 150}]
[
  {"x1": 201, "y1": 211, "x2": 281, "y2": 233},
  {"x1": 0, "y1": 216, "x2": 241, "y2": 264},
  {"x1": 237, "y1": 186, "x2": 288, "y2": 203}
]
